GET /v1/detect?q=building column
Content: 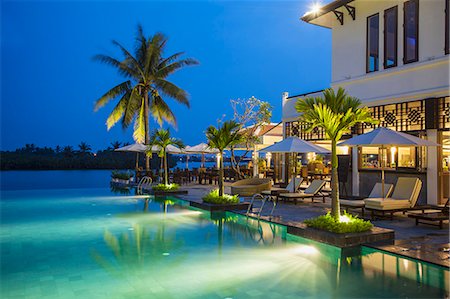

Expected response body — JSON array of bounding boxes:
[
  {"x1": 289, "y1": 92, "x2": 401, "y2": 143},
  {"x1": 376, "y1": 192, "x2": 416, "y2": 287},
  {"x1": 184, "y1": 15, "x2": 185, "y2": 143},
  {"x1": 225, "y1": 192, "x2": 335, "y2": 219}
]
[
  {"x1": 252, "y1": 146, "x2": 259, "y2": 178},
  {"x1": 351, "y1": 144, "x2": 359, "y2": 197},
  {"x1": 281, "y1": 92, "x2": 289, "y2": 183},
  {"x1": 426, "y1": 129, "x2": 439, "y2": 205}
]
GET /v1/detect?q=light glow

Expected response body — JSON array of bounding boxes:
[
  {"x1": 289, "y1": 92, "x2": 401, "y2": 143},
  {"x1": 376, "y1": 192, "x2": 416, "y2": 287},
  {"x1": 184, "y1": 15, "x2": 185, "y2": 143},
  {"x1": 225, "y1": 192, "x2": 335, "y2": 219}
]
[
  {"x1": 307, "y1": 152, "x2": 316, "y2": 162},
  {"x1": 390, "y1": 147, "x2": 396, "y2": 165},
  {"x1": 339, "y1": 215, "x2": 351, "y2": 223},
  {"x1": 266, "y1": 152, "x2": 272, "y2": 168},
  {"x1": 216, "y1": 153, "x2": 221, "y2": 169},
  {"x1": 305, "y1": 2, "x2": 322, "y2": 15},
  {"x1": 294, "y1": 245, "x2": 319, "y2": 255}
]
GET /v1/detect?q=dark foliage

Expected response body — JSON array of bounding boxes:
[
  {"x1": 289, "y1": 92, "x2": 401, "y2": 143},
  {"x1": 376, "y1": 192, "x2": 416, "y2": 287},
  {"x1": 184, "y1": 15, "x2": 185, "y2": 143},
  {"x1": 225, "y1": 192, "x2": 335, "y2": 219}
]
[{"x1": 0, "y1": 144, "x2": 178, "y2": 170}]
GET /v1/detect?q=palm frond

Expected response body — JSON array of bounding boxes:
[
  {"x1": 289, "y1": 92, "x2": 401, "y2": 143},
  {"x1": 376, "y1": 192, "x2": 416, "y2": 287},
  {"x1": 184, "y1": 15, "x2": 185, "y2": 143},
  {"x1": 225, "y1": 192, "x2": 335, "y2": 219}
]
[
  {"x1": 150, "y1": 95, "x2": 177, "y2": 127},
  {"x1": 94, "y1": 81, "x2": 131, "y2": 111},
  {"x1": 154, "y1": 79, "x2": 189, "y2": 107},
  {"x1": 106, "y1": 91, "x2": 130, "y2": 130},
  {"x1": 93, "y1": 54, "x2": 137, "y2": 79},
  {"x1": 133, "y1": 97, "x2": 146, "y2": 144}
]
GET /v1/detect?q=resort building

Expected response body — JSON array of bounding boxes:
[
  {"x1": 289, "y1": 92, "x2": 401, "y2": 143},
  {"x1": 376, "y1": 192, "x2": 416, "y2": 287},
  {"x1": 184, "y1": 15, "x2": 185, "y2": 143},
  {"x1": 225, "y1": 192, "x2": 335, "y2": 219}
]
[{"x1": 282, "y1": 0, "x2": 450, "y2": 204}]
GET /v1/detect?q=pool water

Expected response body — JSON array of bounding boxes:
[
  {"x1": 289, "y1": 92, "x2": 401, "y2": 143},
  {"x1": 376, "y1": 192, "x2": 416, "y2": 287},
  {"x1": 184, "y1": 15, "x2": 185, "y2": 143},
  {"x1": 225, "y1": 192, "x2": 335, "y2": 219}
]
[{"x1": 1, "y1": 187, "x2": 449, "y2": 298}]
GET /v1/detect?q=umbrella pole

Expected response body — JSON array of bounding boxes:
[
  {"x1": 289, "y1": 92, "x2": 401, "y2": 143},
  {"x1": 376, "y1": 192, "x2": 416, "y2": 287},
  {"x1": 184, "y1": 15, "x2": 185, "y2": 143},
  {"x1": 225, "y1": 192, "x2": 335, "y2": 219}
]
[
  {"x1": 136, "y1": 152, "x2": 139, "y2": 170},
  {"x1": 186, "y1": 155, "x2": 189, "y2": 170},
  {"x1": 381, "y1": 145, "x2": 385, "y2": 200},
  {"x1": 201, "y1": 153, "x2": 205, "y2": 168}
]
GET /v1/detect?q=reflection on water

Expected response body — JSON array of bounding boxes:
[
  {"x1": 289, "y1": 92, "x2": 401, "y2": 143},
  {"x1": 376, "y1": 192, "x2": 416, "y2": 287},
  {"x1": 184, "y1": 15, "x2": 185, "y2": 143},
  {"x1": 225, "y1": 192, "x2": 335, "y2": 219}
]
[{"x1": 1, "y1": 188, "x2": 448, "y2": 299}]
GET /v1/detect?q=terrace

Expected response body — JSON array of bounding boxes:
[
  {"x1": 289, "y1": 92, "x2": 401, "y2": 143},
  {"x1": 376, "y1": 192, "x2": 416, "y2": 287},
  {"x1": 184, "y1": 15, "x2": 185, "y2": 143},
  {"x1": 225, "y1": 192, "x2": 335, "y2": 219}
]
[{"x1": 173, "y1": 182, "x2": 449, "y2": 268}]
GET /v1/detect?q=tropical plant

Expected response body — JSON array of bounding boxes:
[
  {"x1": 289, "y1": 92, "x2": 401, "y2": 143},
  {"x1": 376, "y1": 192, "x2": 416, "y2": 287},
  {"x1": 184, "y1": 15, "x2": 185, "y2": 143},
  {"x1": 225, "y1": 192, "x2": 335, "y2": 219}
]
[
  {"x1": 202, "y1": 189, "x2": 239, "y2": 204},
  {"x1": 152, "y1": 183, "x2": 179, "y2": 192},
  {"x1": 148, "y1": 129, "x2": 184, "y2": 185},
  {"x1": 93, "y1": 24, "x2": 198, "y2": 171},
  {"x1": 78, "y1": 142, "x2": 92, "y2": 154},
  {"x1": 206, "y1": 120, "x2": 244, "y2": 196},
  {"x1": 304, "y1": 212, "x2": 373, "y2": 233},
  {"x1": 62, "y1": 145, "x2": 74, "y2": 157},
  {"x1": 110, "y1": 141, "x2": 122, "y2": 150},
  {"x1": 295, "y1": 87, "x2": 377, "y2": 220}
]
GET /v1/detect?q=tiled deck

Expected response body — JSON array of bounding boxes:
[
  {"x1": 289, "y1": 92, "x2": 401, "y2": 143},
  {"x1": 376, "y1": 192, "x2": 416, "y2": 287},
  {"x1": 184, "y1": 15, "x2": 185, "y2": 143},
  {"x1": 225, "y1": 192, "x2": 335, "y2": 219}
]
[{"x1": 176, "y1": 183, "x2": 450, "y2": 268}]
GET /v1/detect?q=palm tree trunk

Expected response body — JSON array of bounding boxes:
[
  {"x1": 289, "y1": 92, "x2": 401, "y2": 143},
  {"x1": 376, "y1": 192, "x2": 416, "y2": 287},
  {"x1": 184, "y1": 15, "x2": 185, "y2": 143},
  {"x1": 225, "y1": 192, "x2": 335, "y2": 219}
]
[
  {"x1": 164, "y1": 150, "x2": 168, "y2": 185},
  {"x1": 219, "y1": 151, "x2": 224, "y2": 197},
  {"x1": 331, "y1": 139, "x2": 340, "y2": 219},
  {"x1": 144, "y1": 92, "x2": 150, "y2": 171}
]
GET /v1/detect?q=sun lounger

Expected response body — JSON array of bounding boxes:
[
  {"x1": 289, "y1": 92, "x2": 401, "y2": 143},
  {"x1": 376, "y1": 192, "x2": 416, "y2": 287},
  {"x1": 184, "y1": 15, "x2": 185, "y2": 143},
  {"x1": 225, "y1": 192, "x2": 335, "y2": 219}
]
[
  {"x1": 340, "y1": 182, "x2": 394, "y2": 215},
  {"x1": 277, "y1": 180, "x2": 326, "y2": 204},
  {"x1": 261, "y1": 177, "x2": 303, "y2": 197},
  {"x1": 364, "y1": 177, "x2": 422, "y2": 219}
]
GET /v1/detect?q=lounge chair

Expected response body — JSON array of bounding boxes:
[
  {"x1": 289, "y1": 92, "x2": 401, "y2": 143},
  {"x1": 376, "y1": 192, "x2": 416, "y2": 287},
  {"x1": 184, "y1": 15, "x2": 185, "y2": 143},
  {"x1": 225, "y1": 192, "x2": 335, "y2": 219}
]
[
  {"x1": 277, "y1": 180, "x2": 326, "y2": 204},
  {"x1": 260, "y1": 177, "x2": 303, "y2": 197},
  {"x1": 340, "y1": 182, "x2": 394, "y2": 215},
  {"x1": 364, "y1": 177, "x2": 423, "y2": 219},
  {"x1": 230, "y1": 178, "x2": 272, "y2": 197},
  {"x1": 407, "y1": 199, "x2": 449, "y2": 229}
]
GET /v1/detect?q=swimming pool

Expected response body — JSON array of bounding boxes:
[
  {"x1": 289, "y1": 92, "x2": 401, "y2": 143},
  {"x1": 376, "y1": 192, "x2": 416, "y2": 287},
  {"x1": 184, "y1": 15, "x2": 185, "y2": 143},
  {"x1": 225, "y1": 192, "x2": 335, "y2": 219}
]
[{"x1": 1, "y1": 187, "x2": 448, "y2": 298}]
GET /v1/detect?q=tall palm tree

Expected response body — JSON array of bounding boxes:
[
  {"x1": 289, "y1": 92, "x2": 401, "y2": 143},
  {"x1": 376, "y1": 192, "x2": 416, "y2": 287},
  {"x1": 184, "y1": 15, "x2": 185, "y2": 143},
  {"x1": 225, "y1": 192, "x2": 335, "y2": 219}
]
[
  {"x1": 78, "y1": 142, "x2": 92, "y2": 154},
  {"x1": 110, "y1": 141, "x2": 122, "y2": 150},
  {"x1": 93, "y1": 24, "x2": 198, "y2": 171},
  {"x1": 296, "y1": 88, "x2": 377, "y2": 219},
  {"x1": 148, "y1": 129, "x2": 184, "y2": 185},
  {"x1": 206, "y1": 120, "x2": 244, "y2": 197}
]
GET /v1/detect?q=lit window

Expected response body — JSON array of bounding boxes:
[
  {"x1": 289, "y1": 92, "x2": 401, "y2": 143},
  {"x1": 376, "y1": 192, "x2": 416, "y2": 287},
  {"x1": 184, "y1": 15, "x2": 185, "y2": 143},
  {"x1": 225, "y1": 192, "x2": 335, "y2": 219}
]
[
  {"x1": 397, "y1": 147, "x2": 416, "y2": 168},
  {"x1": 367, "y1": 14, "x2": 380, "y2": 72}
]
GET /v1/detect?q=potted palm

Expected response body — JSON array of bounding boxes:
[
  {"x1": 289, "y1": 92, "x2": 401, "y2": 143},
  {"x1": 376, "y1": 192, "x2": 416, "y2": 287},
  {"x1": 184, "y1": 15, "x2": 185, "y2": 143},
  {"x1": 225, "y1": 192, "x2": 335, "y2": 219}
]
[
  {"x1": 147, "y1": 129, "x2": 184, "y2": 193},
  {"x1": 203, "y1": 120, "x2": 244, "y2": 204}
]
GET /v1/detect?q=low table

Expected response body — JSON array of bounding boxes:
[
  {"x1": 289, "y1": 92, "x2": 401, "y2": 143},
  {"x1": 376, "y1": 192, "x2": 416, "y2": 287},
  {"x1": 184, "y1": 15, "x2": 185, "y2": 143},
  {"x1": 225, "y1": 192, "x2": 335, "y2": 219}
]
[{"x1": 408, "y1": 212, "x2": 449, "y2": 229}]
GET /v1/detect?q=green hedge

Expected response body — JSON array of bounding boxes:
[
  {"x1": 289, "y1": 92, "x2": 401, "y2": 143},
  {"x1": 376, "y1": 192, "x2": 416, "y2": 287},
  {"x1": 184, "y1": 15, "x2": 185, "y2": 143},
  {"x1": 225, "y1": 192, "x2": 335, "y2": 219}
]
[
  {"x1": 202, "y1": 189, "x2": 239, "y2": 204},
  {"x1": 304, "y1": 212, "x2": 373, "y2": 234},
  {"x1": 152, "y1": 184, "x2": 180, "y2": 191}
]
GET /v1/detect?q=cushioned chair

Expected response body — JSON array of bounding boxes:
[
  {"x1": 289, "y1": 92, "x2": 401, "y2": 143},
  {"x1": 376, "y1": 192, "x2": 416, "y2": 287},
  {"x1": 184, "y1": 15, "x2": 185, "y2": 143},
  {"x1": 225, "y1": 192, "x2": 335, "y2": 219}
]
[
  {"x1": 230, "y1": 178, "x2": 272, "y2": 197},
  {"x1": 364, "y1": 177, "x2": 422, "y2": 219},
  {"x1": 340, "y1": 182, "x2": 394, "y2": 215}
]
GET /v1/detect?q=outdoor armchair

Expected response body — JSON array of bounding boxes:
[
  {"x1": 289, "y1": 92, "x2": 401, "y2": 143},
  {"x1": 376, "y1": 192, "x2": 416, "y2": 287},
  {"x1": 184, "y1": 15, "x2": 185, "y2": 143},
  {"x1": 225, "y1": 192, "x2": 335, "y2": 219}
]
[
  {"x1": 230, "y1": 178, "x2": 272, "y2": 197},
  {"x1": 340, "y1": 182, "x2": 394, "y2": 215}
]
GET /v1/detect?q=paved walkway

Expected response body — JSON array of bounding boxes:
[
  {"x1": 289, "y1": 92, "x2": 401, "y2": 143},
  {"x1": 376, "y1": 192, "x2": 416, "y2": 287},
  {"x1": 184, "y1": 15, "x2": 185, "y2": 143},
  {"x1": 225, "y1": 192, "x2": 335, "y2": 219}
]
[{"x1": 176, "y1": 183, "x2": 450, "y2": 268}]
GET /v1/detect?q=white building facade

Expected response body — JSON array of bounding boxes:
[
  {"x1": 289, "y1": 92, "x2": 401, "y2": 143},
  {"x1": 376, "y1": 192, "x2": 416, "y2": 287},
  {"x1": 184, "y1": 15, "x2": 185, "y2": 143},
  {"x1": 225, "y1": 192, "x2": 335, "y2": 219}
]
[{"x1": 282, "y1": 0, "x2": 450, "y2": 204}]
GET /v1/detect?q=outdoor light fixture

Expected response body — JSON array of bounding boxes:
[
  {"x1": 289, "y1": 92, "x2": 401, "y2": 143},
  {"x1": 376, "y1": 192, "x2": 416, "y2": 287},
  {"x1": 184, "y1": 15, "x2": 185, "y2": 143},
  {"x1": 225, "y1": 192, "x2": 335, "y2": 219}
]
[
  {"x1": 307, "y1": 152, "x2": 316, "y2": 162},
  {"x1": 339, "y1": 214, "x2": 351, "y2": 223},
  {"x1": 390, "y1": 147, "x2": 397, "y2": 163},
  {"x1": 216, "y1": 153, "x2": 221, "y2": 169},
  {"x1": 266, "y1": 152, "x2": 272, "y2": 168}
]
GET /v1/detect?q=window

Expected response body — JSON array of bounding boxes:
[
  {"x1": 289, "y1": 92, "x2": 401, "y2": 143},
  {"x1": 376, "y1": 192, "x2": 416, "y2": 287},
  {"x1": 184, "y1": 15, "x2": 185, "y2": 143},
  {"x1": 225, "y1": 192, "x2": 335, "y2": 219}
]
[
  {"x1": 367, "y1": 14, "x2": 380, "y2": 72},
  {"x1": 384, "y1": 6, "x2": 398, "y2": 68},
  {"x1": 397, "y1": 147, "x2": 416, "y2": 168},
  {"x1": 404, "y1": 0, "x2": 419, "y2": 64},
  {"x1": 446, "y1": 0, "x2": 449, "y2": 54}
]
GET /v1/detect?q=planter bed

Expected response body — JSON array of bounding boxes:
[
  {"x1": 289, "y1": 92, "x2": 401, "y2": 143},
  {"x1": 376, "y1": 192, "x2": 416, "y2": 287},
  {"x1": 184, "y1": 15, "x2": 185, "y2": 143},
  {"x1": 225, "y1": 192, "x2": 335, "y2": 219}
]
[
  {"x1": 190, "y1": 201, "x2": 250, "y2": 212},
  {"x1": 150, "y1": 189, "x2": 188, "y2": 196},
  {"x1": 287, "y1": 222, "x2": 394, "y2": 248}
]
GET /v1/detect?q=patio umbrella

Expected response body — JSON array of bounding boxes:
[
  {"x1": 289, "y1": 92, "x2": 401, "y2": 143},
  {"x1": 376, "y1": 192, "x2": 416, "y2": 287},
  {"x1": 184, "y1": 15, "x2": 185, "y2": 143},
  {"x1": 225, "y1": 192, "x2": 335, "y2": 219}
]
[
  {"x1": 115, "y1": 143, "x2": 147, "y2": 169},
  {"x1": 339, "y1": 127, "x2": 439, "y2": 199},
  {"x1": 260, "y1": 136, "x2": 330, "y2": 190},
  {"x1": 185, "y1": 142, "x2": 219, "y2": 168}
]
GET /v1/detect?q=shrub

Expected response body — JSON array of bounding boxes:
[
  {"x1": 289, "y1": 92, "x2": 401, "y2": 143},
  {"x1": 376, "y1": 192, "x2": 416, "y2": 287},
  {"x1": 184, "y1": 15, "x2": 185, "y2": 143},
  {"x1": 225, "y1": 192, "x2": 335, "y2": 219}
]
[
  {"x1": 152, "y1": 184, "x2": 180, "y2": 191},
  {"x1": 304, "y1": 212, "x2": 373, "y2": 234},
  {"x1": 202, "y1": 189, "x2": 240, "y2": 204},
  {"x1": 111, "y1": 170, "x2": 133, "y2": 180}
]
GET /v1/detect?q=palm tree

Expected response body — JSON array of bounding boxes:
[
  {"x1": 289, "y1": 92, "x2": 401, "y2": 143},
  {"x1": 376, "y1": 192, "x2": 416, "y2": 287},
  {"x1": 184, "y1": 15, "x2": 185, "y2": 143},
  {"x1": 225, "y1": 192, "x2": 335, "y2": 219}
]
[
  {"x1": 295, "y1": 87, "x2": 376, "y2": 220},
  {"x1": 93, "y1": 24, "x2": 198, "y2": 171},
  {"x1": 206, "y1": 120, "x2": 244, "y2": 197},
  {"x1": 110, "y1": 141, "x2": 122, "y2": 150},
  {"x1": 148, "y1": 129, "x2": 184, "y2": 185},
  {"x1": 63, "y1": 146, "x2": 74, "y2": 157},
  {"x1": 78, "y1": 142, "x2": 92, "y2": 154}
]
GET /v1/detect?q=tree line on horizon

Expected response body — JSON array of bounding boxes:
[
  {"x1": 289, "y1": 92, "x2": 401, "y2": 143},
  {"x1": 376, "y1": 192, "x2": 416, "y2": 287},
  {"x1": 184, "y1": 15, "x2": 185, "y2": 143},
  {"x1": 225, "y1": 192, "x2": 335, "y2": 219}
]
[{"x1": 0, "y1": 142, "x2": 178, "y2": 171}]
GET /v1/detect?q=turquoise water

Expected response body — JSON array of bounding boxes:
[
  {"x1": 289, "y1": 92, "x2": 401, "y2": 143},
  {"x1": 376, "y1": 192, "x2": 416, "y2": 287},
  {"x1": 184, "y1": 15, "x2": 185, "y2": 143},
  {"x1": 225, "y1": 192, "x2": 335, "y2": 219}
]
[{"x1": 1, "y1": 171, "x2": 449, "y2": 298}]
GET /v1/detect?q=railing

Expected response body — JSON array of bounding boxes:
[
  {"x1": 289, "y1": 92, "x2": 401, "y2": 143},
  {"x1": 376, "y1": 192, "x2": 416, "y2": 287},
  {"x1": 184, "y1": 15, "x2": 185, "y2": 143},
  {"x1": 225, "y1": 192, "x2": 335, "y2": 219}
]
[
  {"x1": 246, "y1": 193, "x2": 277, "y2": 220},
  {"x1": 137, "y1": 176, "x2": 152, "y2": 194}
]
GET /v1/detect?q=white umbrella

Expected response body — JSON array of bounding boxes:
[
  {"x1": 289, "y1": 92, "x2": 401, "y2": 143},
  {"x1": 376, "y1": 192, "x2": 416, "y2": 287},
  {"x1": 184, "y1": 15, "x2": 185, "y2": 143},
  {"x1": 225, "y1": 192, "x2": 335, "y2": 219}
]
[
  {"x1": 185, "y1": 142, "x2": 219, "y2": 168},
  {"x1": 260, "y1": 137, "x2": 330, "y2": 190},
  {"x1": 115, "y1": 143, "x2": 147, "y2": 169},
  {"x1": 339, "y1": 127, "x2": 440, "y2": 198}
]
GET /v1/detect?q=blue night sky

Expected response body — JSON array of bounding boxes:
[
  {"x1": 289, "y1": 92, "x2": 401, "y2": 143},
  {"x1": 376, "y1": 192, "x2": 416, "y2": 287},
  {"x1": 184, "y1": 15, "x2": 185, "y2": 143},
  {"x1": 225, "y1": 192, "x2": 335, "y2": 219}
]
[{"x1": 1, "y1": 0, "x2": 331, "y2": 151}]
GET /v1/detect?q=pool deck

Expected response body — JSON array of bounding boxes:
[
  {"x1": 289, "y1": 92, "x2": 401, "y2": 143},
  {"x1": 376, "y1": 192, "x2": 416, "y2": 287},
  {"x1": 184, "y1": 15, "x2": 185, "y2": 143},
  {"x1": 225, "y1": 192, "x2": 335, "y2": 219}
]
[{"x1": 175, "y1": 183, "x2": 450, "y2": 268}]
